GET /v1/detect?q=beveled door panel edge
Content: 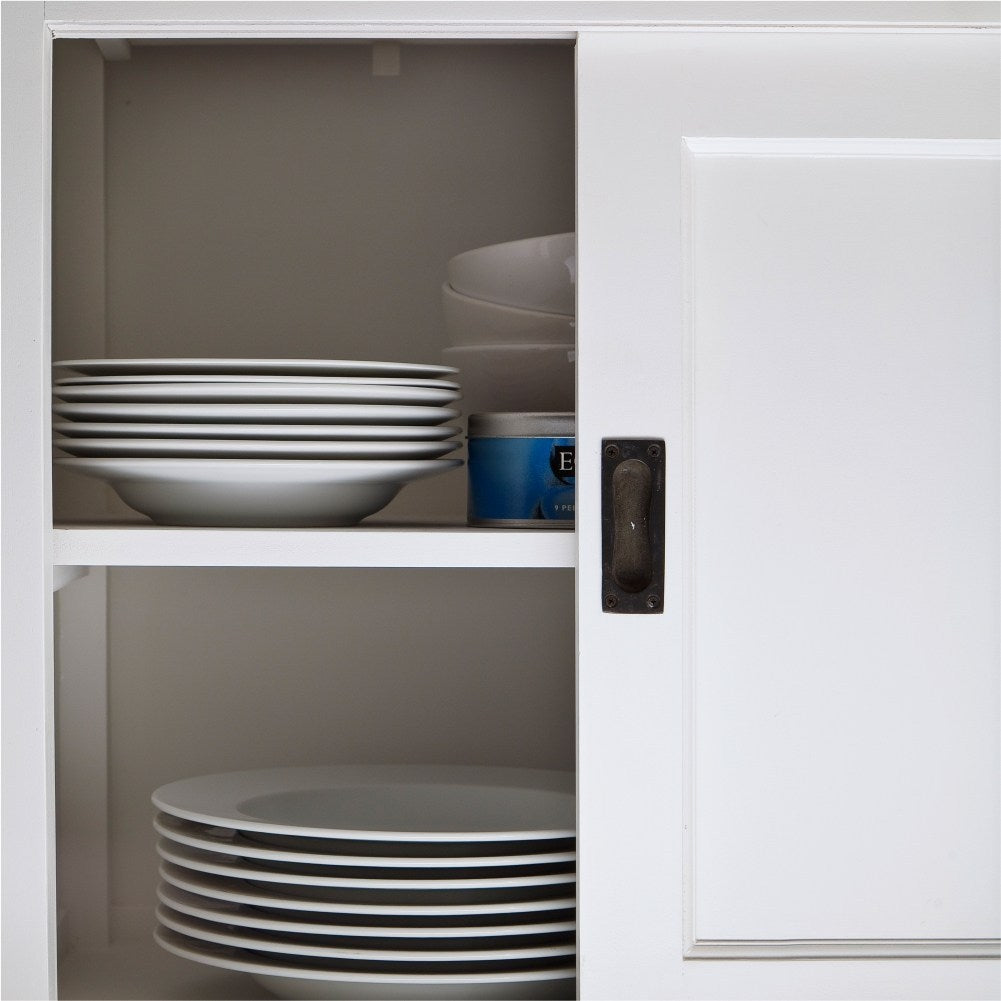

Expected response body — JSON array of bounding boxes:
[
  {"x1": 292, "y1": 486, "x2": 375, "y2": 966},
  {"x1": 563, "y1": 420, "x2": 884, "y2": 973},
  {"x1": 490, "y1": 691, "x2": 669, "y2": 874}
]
[
  {"x1": 679, "y1": 136, "x2": 1001, "y2": 963},
  {"x1": 684, "y1": 938, "x2": 1001, "y2": 959}
]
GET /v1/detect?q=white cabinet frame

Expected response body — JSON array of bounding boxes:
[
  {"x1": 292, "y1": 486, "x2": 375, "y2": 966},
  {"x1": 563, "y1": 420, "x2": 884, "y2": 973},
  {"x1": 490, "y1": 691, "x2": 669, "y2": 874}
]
[{"x1": 3, "y1": 4, "x2": 998, "y2": 1000}]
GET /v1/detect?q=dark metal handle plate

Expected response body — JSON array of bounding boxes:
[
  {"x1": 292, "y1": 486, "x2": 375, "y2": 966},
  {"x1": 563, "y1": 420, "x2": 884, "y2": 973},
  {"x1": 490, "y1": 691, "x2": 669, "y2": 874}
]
[{"x1": 601, "y1": 439, "x2": 665, "y2": 613}]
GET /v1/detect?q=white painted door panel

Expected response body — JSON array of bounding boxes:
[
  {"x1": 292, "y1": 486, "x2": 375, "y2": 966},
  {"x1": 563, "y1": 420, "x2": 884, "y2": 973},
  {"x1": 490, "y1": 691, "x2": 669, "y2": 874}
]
[
  {"x1": 688, "y1": 143, "x2": 1000, "y2": 944},
  {"x1": 576, "y1": 27, "x2": 1000, "y2": 999}
]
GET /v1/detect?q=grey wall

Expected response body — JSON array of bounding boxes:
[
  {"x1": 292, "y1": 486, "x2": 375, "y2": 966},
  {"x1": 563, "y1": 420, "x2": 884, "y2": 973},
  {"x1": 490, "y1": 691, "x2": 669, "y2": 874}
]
[{"x1": 108, "y1": 566, "x2": 575, "y2": 925}]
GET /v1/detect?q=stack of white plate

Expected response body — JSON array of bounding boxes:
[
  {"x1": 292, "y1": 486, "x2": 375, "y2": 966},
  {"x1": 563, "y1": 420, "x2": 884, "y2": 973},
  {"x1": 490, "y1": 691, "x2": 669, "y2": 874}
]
[
  {"x1": 52, "y1": 359, "x2": 464, "y2": 527},
  {"x1": 441, "y1": 234, "x2": 575, "y2": 415},
  {"x1": 152, "y1": 765, "x2": 576, "y2": 1001}
]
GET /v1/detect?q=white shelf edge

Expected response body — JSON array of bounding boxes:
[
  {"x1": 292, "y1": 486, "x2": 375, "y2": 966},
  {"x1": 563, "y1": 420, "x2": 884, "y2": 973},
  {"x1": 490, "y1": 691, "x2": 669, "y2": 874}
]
[{"x1": 51, "y1": 525, "x2": 577, "y2": 569}]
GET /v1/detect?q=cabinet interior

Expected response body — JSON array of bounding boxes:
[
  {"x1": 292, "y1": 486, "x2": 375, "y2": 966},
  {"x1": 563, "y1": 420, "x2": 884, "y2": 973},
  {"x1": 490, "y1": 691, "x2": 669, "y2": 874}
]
[{"x1": 51, "y1": 37, "x2": 576, "y2": 999}]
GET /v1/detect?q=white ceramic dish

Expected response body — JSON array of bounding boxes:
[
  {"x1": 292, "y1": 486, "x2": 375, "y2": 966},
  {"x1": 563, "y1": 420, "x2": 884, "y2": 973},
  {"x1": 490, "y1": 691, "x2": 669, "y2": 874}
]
[
  {"x1": 160, "y1": 863, "x2": 577, "y2": 919},
  {"x1": 54, "y1": 358, "x2": 458, "y2": 379},
  {"x1": 441, "y1": 283, "x2": 573, "y2": 347},
  {"x1": 53, "y1": 382, "x2": 460, "y2": 406},
  {"x1": 53, "y1": 402, "x2": 460, "y2": 425},
  {"x1": 56, "y1": 457, "x2": 462, "y2": 527},
  {"x1": 157, "y1": 882, "x2": 576, "y2": 939},
  {"x1": 155, "y1": 927, "x2": 576, "y2": 1001},
  {"x1": 152, "y1": 765, "x2": 575, "y2": 842},
  {"x1": 156, "y1": 840, "x2": 575, "y2": 892},
  {"x1": 55, "y1": 438, "x2": 461, "y2": 461},
  {"x1": 156, "y1": 905, "x2": 575, "y2": 963},
  {"x1": 441, "y1": 344, "x2": 574, "y2": 415},
  {"x1": 241, "y1": 881, "x2": 573, "y2": 908},
  {"x1": 55, "y1": 374, "x2": 461, "y2": 389},
  {"x1": 52, "y1": 421, "x2": 460, "y2": 441},
  {"x1": 446, "y1": 234, "x2": 575, "y2": 316},
  {"x1": 239, "y1": 829, "x2": 575, "y2": 857},
  {"x1": 154, "y1": 813, "x2": 575, "y2": 869}
]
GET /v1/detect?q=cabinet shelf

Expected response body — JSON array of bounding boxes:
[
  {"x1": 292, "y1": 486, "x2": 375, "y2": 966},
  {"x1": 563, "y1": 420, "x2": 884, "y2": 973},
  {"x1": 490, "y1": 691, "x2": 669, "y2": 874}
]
[{"x1": 51, "y1": 524, "x2": 577, "y2": 569}]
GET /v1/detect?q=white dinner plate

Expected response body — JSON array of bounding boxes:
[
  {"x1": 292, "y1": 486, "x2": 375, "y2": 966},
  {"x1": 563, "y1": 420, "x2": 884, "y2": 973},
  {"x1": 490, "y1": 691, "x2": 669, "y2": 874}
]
[
  {"x1": 53, "y1": 383, "x2": 460, "y2": 406},
  {"x1": 155, "y1": 927, "x2": 576, "y2": 1001},
  {"x1": 156, "y1": 840, "x2": 576, "y2": 892},
  {"x1": 53, "y1": 402, "x2": 460, "y2": 425},
  {"x1": 152, "y1": 765, "x2": 575, "y2": 842},
  {"x1": 52, "y1": 421, "x2": 460, "y2": 441},
  {"x1": 239, "y1": 830, "x2": 576, "y2": 858},
  {"x1": 54, "y1": 358, "x2": 458, "y2": 379},
  {"x1": 156, "y1": 905, "x2": 575, "y2": 963},
  {"x1": 55, "y1": 438, "x2": 461, "y2": 461},
  {"x1": 155, "y1": 813, "x2": 576, "y2": 869},
  {"x1": 157, "y1": 882, "x2": 576, "y2": 940},
  {"x1": 56, "y1": 457, "x2": 462, "y2": 527},
  {"x1": 55, "y1": 374, "x2": 461, "y2": 389},
  {"x1": 160, "y1": 863, "x2": 577, "y2": 919}
]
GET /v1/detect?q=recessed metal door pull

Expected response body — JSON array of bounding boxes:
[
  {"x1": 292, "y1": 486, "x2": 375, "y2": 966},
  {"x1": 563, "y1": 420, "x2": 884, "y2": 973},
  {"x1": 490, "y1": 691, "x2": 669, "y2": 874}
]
[{"x1": 601, "y1": 439, "x2": 665, "y2": 613}]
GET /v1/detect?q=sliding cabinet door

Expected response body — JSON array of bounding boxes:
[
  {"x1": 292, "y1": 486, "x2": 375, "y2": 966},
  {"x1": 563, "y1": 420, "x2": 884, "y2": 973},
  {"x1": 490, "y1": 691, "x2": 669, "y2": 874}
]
[{"x1": 576, "y1": 25, "x2": 1000, "y2": 999}]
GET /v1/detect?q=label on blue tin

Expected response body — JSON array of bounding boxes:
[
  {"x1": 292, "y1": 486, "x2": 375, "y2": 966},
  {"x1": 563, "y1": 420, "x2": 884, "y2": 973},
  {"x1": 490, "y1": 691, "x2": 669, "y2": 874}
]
[{"x1": 468, "y1": 436, "x2": 575, "y2": 526}]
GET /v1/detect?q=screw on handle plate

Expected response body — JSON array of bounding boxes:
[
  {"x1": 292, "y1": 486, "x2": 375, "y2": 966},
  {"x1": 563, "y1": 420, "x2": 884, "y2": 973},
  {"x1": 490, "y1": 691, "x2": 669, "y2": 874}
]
[{"x1": 601, "y1": 438, "x2": 665, "y2": 614}]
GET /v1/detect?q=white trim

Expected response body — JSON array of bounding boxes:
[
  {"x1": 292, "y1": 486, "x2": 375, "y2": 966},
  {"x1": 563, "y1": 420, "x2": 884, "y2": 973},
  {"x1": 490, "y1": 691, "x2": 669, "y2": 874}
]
[
  {"x1": 46, "y1": 21, "x2": 1001, "y2": 40},
  {"x1": 683, "y1": 137, "x2": 1001, "y2": 159},
  {"x1": 680, "y1": 135, "x2": 699, "y2": 970},
  {"x1": 51, "y1": 526, "x2": 578, "y2": 569},
  {"x1": 686, "y1": 939, "x2": 1001, "y2": 959},
  {"x1": 1, "y1": 5, "x2": 57, "y2": 998}
]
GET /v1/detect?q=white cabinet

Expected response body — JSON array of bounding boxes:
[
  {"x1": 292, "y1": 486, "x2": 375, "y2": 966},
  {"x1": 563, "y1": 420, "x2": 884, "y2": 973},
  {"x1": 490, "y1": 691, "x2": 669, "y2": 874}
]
[{"x1": 2, "y1": 5, "x2": 999, "y2": 1001}]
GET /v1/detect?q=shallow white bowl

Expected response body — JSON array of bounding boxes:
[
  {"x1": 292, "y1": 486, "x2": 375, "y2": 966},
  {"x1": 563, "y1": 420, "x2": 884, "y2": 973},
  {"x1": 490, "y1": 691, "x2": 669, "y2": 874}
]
[
  {"x1": 56, "y1": 457, "x2": 461, "y2": 527},
  {"x1": 446, "y1": 234, "x2": 575, "y2": 315},
  {"x1": 441, "y1": 284, "x2": 573, "y2": 348}
]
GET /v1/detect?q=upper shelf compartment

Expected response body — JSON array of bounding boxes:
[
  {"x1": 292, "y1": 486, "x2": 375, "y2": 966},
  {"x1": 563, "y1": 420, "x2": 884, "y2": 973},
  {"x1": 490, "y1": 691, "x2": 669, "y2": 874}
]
[{"x1": 51, "y1": 39, "x2": 576, "y2": 530}]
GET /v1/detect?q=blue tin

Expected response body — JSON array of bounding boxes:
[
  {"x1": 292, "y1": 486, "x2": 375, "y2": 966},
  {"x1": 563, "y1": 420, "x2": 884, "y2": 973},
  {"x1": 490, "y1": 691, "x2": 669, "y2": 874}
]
[{"x1": 467, "y1": 413, "x2": 575, "y2": 528}]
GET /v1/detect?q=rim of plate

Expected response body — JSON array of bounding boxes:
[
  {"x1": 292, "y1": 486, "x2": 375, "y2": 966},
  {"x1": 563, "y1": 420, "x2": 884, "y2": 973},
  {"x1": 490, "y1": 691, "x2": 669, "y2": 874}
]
[
  {"x1": 54, "y1": 358, "x2": 459, "y2": 378},
  {"x1": 52, "y1": 402, "x2": 461, "y2": 425},
  {"x1": 159, "y1": 863, "x2": 577, "y2": 917},
  {"x1": 155, "y1": 926, "x2": 576, "y2": 985},
  {"x1": 156, "y1": 905, "x2": 576, "y2": 962},
  {"x1": 156, "y1": 882, "x2": 577, "y2": 938},
  {"x1": 55, "y1": 374, "x2": 461, "y2": 389},
  {"x1": 52, "y1": 422, "x2": 461, "y2": 441},
  {"x1": 156, "y1": 840, "x2": 576, "y2": 890},
  {"x1": 151, "y1": 765, "x2": 575, "y2": 842},
  {"x1": 54, "y1": 438, "x2": 462, "y2": 460},
  {"x1": 154, "y1": 814, "x2": 575, "y2": 869},
  {"x1": 52, "y1": 383, "x2": 461, "y2": 405}
]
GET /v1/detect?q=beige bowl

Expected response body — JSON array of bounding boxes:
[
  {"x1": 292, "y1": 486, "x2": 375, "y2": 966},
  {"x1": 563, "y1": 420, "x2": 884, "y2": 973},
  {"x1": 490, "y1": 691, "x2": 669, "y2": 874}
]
[
  {"x1": 441, "y1": 345, "x2": 575, "y2": 416},
  {"x1": 446, "y1": 233, "x2": 575, "y2": 315},
  {"x1": 441, "y1": 283, "x2": 574, "y2": 348}
]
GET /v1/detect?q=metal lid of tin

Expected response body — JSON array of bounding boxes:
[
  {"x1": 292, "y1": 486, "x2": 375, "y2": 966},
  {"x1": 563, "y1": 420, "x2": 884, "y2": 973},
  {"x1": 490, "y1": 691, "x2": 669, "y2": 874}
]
[{"x1": 467, "y1": 412, "x2": 575, "y2": 438}]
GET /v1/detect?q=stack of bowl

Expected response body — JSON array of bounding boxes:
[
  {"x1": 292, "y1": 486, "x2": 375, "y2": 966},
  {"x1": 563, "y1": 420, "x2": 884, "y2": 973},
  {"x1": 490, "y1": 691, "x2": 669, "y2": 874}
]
[
  {"x1": 52, "y1": 358, "x2": 463, "y2": 527},
  {"x1": 441, "y1": 234, "x2": 575, "y2": 415}
]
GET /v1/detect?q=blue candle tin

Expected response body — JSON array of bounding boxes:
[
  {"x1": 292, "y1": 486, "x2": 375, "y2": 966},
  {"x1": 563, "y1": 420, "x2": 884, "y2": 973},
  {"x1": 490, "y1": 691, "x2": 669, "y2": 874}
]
[{"x1": 466, "y1": 413, "x2": 575, "y2": 528}]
